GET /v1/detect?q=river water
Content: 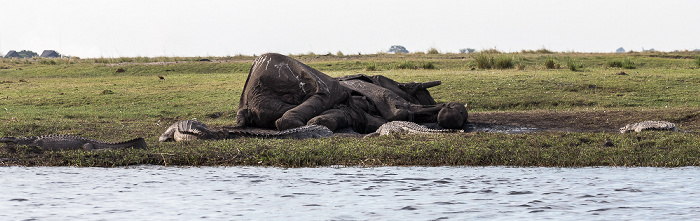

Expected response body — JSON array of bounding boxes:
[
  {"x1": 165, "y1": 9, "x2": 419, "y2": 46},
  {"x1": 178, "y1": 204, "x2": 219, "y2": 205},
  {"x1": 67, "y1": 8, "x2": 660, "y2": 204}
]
[{"x1": 1, "y1": 166, "x2": 699, "y2": 220}]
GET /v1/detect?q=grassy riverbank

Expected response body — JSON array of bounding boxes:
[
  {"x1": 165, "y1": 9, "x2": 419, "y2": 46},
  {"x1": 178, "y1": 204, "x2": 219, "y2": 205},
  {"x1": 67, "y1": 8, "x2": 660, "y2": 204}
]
[{"x1": 1, "y1": 51, "x2": 699, "y2": 167}]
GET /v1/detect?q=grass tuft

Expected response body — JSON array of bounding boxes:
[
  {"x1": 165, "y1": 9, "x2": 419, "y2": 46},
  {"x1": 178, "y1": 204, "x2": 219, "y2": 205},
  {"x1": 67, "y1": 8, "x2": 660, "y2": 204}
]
[
  {"x1": 567, "y1": 59, "x2": 580, "y2": 71},
  {"x1": 474, "y1": 53, "x2": 493, "y2": 69},
  {"x1": 364, "y1": 62, "x2": 377, "y2": 71},
  {"x1": 544, "y1": 57, "x2": 557, "y2": 69},
  {"x1": 493, "y1": 56, "x2": 514, "y2": 69},
  {"x1": 622, "y1": 58, "x2": 636, "y2": 69}
]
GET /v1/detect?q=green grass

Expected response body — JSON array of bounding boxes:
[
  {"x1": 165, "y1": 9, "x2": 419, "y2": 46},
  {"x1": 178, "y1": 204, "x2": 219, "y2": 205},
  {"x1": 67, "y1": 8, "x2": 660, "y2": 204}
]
[
  {"x1": 394, "y1": 60, "x2": 416, "y2": 69},
  {"x1": 622, "y1": 58, "x2": 637, "y2": 69},
  {"x1": 4, "y1": 132, "x2": 700, "y2": 167},
  {"x1": 1, "y1": 52, "x2": 699, "y2": 167},
  {"x1": 567, "y1": 58, "x2": 580, "y2": 71}
]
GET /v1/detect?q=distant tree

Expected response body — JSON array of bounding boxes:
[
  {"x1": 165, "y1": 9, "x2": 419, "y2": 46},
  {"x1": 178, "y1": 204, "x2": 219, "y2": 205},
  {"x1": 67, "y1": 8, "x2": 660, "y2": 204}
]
[
  {"x1": 460, "y1": 48, "x2": 476, "y2": 53},
  {"x1": 18, "y1": 50, "x2": 38, "y2": 58},
  {"x1": 388, "y1": 45, "x2": 409, "y2": 54}
]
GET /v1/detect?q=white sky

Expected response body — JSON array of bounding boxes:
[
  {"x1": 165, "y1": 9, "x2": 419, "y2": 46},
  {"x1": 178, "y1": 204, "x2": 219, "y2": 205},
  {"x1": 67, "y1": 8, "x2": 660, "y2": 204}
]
[{"x1": 2, "y1": 0, "x2": 699, "y2": 58}]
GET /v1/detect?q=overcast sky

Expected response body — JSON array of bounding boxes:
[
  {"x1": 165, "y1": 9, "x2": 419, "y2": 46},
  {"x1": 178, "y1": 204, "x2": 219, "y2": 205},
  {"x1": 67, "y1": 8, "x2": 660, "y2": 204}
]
[{"x1": 2, "y1": 0, "x2": 699, "y2": 58}]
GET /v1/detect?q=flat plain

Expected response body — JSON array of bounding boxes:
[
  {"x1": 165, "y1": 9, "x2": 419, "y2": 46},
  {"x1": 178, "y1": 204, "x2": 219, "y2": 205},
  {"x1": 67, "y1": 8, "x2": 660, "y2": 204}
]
[{"x1": 1, "y1": 51, "x2": 698, "y2": 167}]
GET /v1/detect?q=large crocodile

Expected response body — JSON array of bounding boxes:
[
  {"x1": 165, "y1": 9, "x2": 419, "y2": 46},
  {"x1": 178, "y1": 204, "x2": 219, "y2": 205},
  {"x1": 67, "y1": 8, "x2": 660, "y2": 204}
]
[
  {"x1": 0, "y1": 135, "x2": 147, "y2": 151},
  {"x1": 158, "y1": 120, "x2": 334, "y2": 142},
  {"x1": 363, "y1": 121, "x2": 463, "y2": 138},
  {"x1": 619, "y1": 121, "x2": 678, "y2": 133}
]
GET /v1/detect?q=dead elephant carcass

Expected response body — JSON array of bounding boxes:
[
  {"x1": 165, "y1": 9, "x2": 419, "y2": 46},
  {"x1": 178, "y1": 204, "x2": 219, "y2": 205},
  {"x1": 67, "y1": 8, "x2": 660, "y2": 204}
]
[{"x1": 234, "y1": 53, "x2": 468, "y2": 134}]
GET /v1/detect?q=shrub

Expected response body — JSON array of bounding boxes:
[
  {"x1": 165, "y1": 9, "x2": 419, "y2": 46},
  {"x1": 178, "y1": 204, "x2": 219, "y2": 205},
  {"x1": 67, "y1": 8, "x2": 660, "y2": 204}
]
[
  {"x1": 427, "y1": 48, "x2": 439, "y2": 54},
  {"x1": 493, "y1": 56, "x2": 514, "y2": 69},
  {"x1": 544, "y1": 58, "x2": 556, "y2": 69},
  {"x1": 695, "y1": 56, "x2": 700, "y2": 67},
  {"x1": 474, "y1": 53, "x2": 493, "y2": 69},
  {"x1": 622, "y1": 58, "x2": 636, "y2": 69},
  {"x1": 336, "y1": 51, "x2": 344, "y2": 56}
]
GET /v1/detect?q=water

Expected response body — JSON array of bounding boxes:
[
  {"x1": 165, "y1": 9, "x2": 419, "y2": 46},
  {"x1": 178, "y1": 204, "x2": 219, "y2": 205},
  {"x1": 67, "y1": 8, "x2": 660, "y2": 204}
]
[{"x1": 2, "y1": 166, "x2": 699, "y2": 220}]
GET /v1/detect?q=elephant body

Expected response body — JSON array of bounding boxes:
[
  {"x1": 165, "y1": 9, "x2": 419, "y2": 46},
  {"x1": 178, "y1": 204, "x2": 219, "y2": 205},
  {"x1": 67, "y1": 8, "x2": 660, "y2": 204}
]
[
  {"x1": 236, "y1": 53, "x2": 350, "y2": 130},
  {"x1": 235, "y1": 53, "x2": 468, "y2": 134}
]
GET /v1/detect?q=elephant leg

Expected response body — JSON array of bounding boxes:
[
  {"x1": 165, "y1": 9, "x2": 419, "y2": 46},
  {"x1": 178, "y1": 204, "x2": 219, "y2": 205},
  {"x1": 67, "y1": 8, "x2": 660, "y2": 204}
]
[
  {"x1": 307, "y1": 109, "x2": 348, "y2": 131},
  {"x1": 276, "y1": 92, "x2": 348, "y2": 130}
]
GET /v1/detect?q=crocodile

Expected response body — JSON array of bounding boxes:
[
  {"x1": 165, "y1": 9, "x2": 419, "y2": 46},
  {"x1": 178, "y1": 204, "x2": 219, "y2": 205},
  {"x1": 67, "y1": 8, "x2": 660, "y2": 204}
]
[
  {"x1": 363, "y1": 121, "x2": 463, "y2": 138},
  {"x1": 0, "y1": 135, "x2": 147, "y2": 151},
  {"x1": 619, "y1": 121, "x2": 679, "y2": 133},
  {"x1": 158, "y1": 120, "x2": 334, "y2": 142}
]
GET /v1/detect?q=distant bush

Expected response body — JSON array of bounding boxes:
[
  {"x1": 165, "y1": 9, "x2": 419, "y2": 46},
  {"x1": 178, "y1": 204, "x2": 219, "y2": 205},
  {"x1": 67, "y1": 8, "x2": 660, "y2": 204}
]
[
  {"x1": 336, "y1": 51, "x2": 344, "y2": 56},
  {"x1": 695, "y1": 56, "x2": 700, "y2": 67},
  {"x1": 427, "y1": 48, "x2": 439, "y2": 54},
  {"x1": 459, "y1": 48, "x2": 476, "y2": 53},
  {"x1": 544, "y1": 58, "x2": 557, "y2": 69},
  {"x1": 389, "y1": 45, "x2": 409, "y2": 54},
  {"x1": 18, "y1": 50, "x2": 38, "y2": 58}
]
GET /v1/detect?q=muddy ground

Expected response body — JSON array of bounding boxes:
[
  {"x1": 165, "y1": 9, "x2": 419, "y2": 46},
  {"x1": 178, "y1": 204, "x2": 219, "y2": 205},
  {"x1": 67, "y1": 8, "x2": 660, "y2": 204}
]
[{"x1": 468, "y1": 108, "x2": 700, "y2": 133}]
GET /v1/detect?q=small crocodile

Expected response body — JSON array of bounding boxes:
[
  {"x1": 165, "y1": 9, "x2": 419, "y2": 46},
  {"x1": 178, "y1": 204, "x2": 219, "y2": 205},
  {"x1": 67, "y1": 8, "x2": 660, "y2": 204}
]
[
  {"x1": 0, "y1": 135, "x2": 147, "y2": 151},
  {"x1": 158, "y1": 120, "x2": 334, "y2": 142},
  {"x1": 363, "y1": 121, "x2": 463, "y2": 138},
  {"x1": 619, "y1": 121, "x2": 678, "y2": 133}
]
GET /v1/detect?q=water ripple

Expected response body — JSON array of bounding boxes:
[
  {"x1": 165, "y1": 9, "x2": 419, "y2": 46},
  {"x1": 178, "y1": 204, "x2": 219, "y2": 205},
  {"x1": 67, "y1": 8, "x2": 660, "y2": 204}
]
[{"x1": 1, "y1": 166, "x2": 700, "y2": 220}]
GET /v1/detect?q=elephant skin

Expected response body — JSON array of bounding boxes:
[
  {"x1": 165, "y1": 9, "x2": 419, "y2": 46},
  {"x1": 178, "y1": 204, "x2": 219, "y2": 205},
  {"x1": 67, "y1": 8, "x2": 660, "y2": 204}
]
[{"x1": 236, "y1": 53, "x2": 350, "y2": 130}]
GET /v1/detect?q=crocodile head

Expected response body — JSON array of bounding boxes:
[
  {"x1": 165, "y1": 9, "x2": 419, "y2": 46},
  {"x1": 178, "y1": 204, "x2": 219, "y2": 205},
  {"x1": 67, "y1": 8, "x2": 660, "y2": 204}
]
[{"x1": 0, "y1": 137, "x2": 18, "y2": 145}]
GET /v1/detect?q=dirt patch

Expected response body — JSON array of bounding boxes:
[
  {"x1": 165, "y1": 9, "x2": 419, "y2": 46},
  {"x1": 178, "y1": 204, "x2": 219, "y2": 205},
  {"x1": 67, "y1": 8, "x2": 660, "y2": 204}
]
[{"x1": 468, "y1": 108, "x2": 700, "y2": 133}]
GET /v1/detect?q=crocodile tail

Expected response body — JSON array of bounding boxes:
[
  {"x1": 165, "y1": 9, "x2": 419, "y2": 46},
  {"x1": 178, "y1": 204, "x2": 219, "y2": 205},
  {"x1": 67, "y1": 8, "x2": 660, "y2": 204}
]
[{"x1": 113, "y1": 137, "x2": 147, "y2": 149}]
